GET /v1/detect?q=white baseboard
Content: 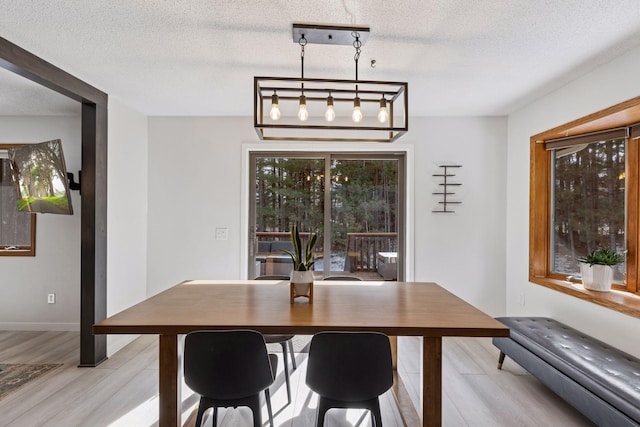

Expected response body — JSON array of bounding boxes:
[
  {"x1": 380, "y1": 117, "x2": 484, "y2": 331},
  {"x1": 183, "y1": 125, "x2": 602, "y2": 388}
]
[{"x1": 0, "y1": 322, "x2": 80, "y2": 331}]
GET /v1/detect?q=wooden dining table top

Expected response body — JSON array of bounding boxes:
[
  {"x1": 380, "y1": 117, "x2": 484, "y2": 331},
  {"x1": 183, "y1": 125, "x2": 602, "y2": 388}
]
[{"x1": 93, "y1": 280, "x2": 509, "y2": 338}]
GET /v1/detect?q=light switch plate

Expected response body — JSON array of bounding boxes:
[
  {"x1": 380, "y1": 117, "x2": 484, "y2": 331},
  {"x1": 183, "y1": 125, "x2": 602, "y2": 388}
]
[{"x1": 215, "y1": 228, "x2": 228, "y2": 241}]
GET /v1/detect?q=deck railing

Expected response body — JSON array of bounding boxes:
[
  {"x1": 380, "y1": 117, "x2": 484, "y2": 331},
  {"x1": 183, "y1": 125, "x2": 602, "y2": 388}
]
[
  {"x1": 345, "y1": 232, "x2": 397, "y2": 272},
  {"x1": 256, "y1": 231, "x2": 397, "y2": 273}
]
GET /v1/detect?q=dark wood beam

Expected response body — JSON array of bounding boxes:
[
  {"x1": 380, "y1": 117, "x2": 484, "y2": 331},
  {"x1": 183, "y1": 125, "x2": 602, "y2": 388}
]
[
  {"x1": 79, "y1": 102, "x2": 108, "y2": 367},
  {"x1": 0, "y1": 36, "x2": 107, "y2": 106},
  {"x1": 0, "y1": 35, "x2": 108, "y2": 367}
]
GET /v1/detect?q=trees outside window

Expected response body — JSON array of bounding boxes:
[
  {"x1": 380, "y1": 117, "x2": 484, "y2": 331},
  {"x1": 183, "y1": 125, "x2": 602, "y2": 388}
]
[
  {"x1": 250, "y1": 153, "x2": 403, "y2": 280},
  {"x1": 551, "y1": 139, "x2": 626, "y2": 282}
]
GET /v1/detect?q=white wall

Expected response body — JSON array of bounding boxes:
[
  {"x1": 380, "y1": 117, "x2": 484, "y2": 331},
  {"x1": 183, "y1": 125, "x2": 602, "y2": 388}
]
[
  {"x1": 0, "y1": 116, "x2": 82, "y2": 330},
  {"x1": 507, "y1": 44, "x2": 640, "y2": 357},
  {"x1": 0, "y1": 97, "x2": 149, "y2": 357},
  {"x1": 147, "y1": 116, "x2": 508, "y2": 316},
  {"x1": 106, "y1": 97, "x2": 149, "y2": 355},
  {"x1": 407, "y1": 117, "x2": 508, "y2": 316},
  {"x1": 146, "y1": 117, "x2": 256, "y2": 296}
]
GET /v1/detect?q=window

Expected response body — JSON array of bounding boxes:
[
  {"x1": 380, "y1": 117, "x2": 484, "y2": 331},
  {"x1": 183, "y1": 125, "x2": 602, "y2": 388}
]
[
  {"x1": 551, "y1": 137, "x2": 626, "y2": 282},
  {"x1": 0, "y1": 144, "x2": 36, "y2": 256},
  {"x1": 249, "y1": 152, "x2": 405, "y2": 281},
  {"x1": 530, "y1": 96, "x2": 640, "y2": 317}
]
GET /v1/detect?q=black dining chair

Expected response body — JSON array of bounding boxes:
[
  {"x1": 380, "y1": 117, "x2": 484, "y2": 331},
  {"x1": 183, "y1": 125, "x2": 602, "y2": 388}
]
[
  {"x1": 306, "y1": 331, "x2": 393, "y2": 427},
  {"x1": 254, "y1": 274, "x2": 297, "y2": 404},
  {"x1": 321, "y1": 275, "x2": 363, "y2": 281},
  {"x1": 183, "y1": 330, "x2": 277, "y2": 427}
]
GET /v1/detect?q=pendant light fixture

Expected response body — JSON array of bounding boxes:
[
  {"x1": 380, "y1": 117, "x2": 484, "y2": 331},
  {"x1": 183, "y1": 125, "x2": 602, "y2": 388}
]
[
  {"x1": 325, "y1": 93, "x2": 336, "y2": 122},
  {"x1": 377, "y1": 97, "x2": 389, "y2": 123},
  {"x1": 352, "y1": 34, "x2": 363, "y2": 123},
  {"x1": 297, "y1": 34, "x2": 308, "y2": 121},
  {"x1": 254, "y1": 23, "x2": 408, "y2": 142},
  {"x1": 352, "y1": 97, "x2": 363, "y2": 123},
  {"x1": 269, "y1": 91, "x2": 281, "y2": 121},
  {"x1": 297, "y1": 95, "x2": 309, "y2": 121}
]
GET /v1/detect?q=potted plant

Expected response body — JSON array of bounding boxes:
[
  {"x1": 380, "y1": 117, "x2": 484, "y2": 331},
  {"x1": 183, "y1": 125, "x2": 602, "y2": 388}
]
[
  {"x1": 282, "y1": 224, "x2": 318, "y2": 303},
  {"x1": 578, "y1": 248, "x2": 625, "y2": 292}
]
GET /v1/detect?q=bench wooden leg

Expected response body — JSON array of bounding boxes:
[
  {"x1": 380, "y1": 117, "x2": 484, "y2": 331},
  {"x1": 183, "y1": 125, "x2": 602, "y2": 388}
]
[{"x1": 497, "y1": 351, "x2": 506, "y2": 369}]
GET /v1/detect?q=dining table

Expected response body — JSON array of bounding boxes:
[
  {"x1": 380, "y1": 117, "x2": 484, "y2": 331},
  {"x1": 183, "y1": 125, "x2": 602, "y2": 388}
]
[{"x1": 93, "y1": 280, "x2": 509, "y2": 427}]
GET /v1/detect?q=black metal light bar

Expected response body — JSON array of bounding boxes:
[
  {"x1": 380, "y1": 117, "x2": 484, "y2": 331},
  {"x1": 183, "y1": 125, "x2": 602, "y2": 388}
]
[
  {"x1": 254, "y1": 77, "x2": 408, "y2": 142},
  {"x1": 253, "y1": 24, "x2": 409, "y2": 143}
]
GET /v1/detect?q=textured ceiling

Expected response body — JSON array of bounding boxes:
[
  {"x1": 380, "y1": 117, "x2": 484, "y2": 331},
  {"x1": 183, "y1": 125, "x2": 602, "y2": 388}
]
[{"x1": 1, "y1": 0, "x2": 640, "y2": 116}]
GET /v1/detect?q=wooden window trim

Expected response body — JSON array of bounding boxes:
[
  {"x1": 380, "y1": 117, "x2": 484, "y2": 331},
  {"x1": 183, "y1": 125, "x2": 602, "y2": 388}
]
[
  {"x1": 0, "y1": 214, "x2": 36, "y2": 256},
  {"x1": 530, "y1": 96, "x2": 640, "y2": 319},
  {"x1": 0, "y1": 144, "x2": 36, "y2": 256}
]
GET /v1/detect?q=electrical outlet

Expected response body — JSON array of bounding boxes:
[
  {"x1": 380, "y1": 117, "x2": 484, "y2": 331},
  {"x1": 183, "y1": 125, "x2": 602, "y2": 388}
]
[
  {"x1": 518, "y1": 293, "x2": 525, "y2": 306},
  {"x1": 215, "y1": 228, "x2": 228, "y2": 241},
  {"x1": 47, "y1": 293, "x2": 55, "y2": 304}
]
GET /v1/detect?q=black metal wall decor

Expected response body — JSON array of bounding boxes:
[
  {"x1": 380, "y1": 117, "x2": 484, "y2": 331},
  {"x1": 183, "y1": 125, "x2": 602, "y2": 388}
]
[{"x1": 432, "y1": 165, "x2": 462, "y2": 213}]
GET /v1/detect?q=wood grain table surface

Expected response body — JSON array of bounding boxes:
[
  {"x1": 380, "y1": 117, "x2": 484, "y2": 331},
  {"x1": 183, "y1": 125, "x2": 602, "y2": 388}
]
[{"x1": 94, "y1": 280, "x2": 509, "y2": 427}]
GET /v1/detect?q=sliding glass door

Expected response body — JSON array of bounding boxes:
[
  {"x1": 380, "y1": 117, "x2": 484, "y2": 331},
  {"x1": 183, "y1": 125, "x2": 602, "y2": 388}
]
[{"x1": 249, "y1": 152, "x2": 404, "y2": 281}]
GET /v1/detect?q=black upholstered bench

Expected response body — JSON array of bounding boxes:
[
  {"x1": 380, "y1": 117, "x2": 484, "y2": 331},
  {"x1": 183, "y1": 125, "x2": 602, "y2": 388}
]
[{"x1": 493, "y1": 317, "x2": 640, "y2": 427}]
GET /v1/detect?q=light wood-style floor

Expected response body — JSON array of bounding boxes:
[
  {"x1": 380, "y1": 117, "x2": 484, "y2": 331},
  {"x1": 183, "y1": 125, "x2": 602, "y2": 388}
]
[{"x1": 0, "y1": 331, "x2": 594, "y2": 426}]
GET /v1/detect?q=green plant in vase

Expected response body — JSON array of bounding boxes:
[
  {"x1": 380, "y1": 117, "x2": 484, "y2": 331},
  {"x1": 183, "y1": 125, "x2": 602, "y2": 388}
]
[
  {"x1": 577, "y1": 248, "x2": 625, "y2": 266},
  {"x1": 282, "y1": 224, "x2": 318, "y2": 302},
  {"x1": 577, "y1": 247, "x2": 625, "y2": 292}
]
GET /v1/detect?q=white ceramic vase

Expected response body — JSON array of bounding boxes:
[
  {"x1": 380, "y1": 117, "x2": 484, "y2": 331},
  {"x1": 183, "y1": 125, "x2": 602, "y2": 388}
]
[
  {"x1": 580, "y1": 263, "x2": 614, "y2": 292},
  {"x1": 290, "y1": 270, "x2": 314, "y2": 296}
]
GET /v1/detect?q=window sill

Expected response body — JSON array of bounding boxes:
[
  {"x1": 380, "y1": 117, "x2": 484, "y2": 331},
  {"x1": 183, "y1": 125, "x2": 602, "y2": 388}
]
[
  {"x1": 0, "y1": 249, "x2": 35, "y2": 256},
  {"x1": 530, "y1": 277, "x2": 640, "y2": 319}
]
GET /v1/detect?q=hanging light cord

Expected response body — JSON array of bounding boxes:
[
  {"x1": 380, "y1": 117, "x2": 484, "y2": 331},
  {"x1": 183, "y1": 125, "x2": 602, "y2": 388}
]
[
  {"x1": 353, "y1": 33, "x2": 361, "y2": 96},
  {"x1": 299, "y1": 34, "x2": 307, "y2": 92},
  {"x1": 353, "y1": 33, "x2": 361, "y2": 81}
]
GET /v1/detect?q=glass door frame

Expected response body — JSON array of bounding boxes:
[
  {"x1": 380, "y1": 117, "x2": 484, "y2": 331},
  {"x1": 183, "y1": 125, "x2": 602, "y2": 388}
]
[{"x1": 247, "y1": 151, "x2": 406, "y2": 281}]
